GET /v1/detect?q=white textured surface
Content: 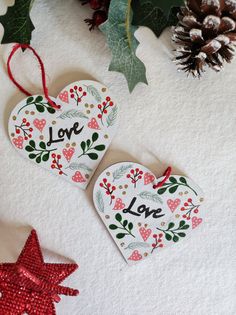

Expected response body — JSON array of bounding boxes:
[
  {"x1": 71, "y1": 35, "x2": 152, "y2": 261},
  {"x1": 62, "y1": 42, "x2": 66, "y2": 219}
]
[{"x1": 0, "y1": 0, "x2": 236, "y2": 314}]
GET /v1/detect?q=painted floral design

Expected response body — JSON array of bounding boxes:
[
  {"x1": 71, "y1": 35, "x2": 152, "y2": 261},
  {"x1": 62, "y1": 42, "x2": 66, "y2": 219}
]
[
  {"x1": 126, "y1": 167, "x2": 143, "y2": 188},
  {"x1": 70, "y1": 85, "x2": 87, "y2": 105},
  {"x1": 15, "y1": 117, "x2": 33, "y2": 140},
  {"x1": 100, "y1": 178, "x2": 116, "y2": 205}
]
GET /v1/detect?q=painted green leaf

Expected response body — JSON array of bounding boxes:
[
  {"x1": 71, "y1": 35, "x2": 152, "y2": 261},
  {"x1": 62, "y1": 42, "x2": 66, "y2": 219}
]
[
  {"x1": 81, "y1": 141, "x2": 86, "y2": 152},
  {"x1": 109, "y1": 224, "x2": 118, "y2": 230},
  {"x1": 180, "y1": 225, "x2": 190, "y2": 230},
  {"x1": 169, "y1": 185, "x2": 178, "y2": 193},
  {"x1": 115, "y1": 213, "x2": 122, "y2": 222},
  {"x1": 42, "y1": 152, "x2": 49, "y2": 162},
  {"x1": 92, "y1": 132, "x2": 98, "y2": 142},
  {"x1": 123, "y1": 220, "x2": 128, "y2": 227},
  {"x1": 173, "y1": 235, "x2": 179, "y2": 242},
  {"x1": 87, "y1": 153, "x2": 98, "y2": 160},
  {"x1": 29, "y1": 140, "x2": 35, "y2": 148},
  {"x1": 47, "y1": 106, "x2": 56, "y2": 114},
  {"x1": 29, "y1": 153, "x2": 36, "y2": 159},
  {"x1": 168, "y1": 222, "x2": 175, "y2": 230},
  {"x1": 179, "y1": 220, "x2": 186, "y2": 228},
  {"x1": 94, "y1": 145, "x2": 105, "y2": 151},
  {"x1": 165, "y1": 233, "x2": 172, "y2": 241},
  {"x1": 132, "y1": 1, "x2": 182, "y2": 37},
  {"x1": 36, "y1": 156, "x2": 41, "y2": 164},
  {"x1": 86, "y1": 139, "x2": 91, "y2": 147},
  {"x1": 169, "y1": 176, "x2": 177, "y2": 183},
  {"x1": 0, "y1": 0, "x2": 35, "y2": 45},
  {"x1": 36, "y1": 105, "x2": 44, "y2": 113},
  {"x1": 35, "y1": 95, "x2": 43, "y2": 103},
  {"x1": 25, "y1": 145, "x2": 34, "y2": 152},
  {"x1": 100, "y1": 0, "x2": 147, "y2": 92},
  {"x1": 27, "y1": 96, "x2": 34, "y2": 104},
  {"x1": 128, "y1": 222, "x2": 133, "y2": 231},
  {"x1": 39, "y1": 141, "x2": 46, "y2": 149},
  {"x1": 157, "y1": 187, "x2": 167, "y2": 195},
  {"x1": 179, "y1": 177, "x2": 187, "y2": 184},
  {"x1": 177, "y1": 232, "x2": 186, "y2": 237},
  {"x1": 116, "y1": 233, "x2": 126, "y2": 239}
]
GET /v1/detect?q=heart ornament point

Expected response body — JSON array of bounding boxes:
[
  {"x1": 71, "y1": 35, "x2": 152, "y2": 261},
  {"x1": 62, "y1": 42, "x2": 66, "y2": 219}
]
[
  {"x1": 8, "y1": 80, "x2": 118, "y2": 189},
  {"x1": 93, "y1": 162, "x2": 205, "y2": 264}
]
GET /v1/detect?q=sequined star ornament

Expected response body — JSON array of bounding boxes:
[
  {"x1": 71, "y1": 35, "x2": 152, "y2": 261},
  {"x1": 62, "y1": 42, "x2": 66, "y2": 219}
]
[{"x1": 0, "y1": 230, "x2": 79, "y2": 314}]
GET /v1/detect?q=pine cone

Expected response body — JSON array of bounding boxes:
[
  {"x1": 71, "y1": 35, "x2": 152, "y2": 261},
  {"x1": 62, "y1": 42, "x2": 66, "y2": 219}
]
[{"x1": 173, "y1": 0, "x2": 236, "y2": 76}]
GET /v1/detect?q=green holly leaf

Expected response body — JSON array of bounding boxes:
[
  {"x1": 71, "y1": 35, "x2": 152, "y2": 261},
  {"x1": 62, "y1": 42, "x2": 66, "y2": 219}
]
[
  {"x1": 0, "y1": 0, "x2": 35, "y2": 45},
  {"x1": 169, "y1": 185, "x2": 178, "y2": 193},
  {"x1": 92, "y1": 132, "x2": 98, "y2": 142},
  {"x1": 100, "y1": 0, "x2": 147, "y2": 92},
  {"x1": 109, "y1": 224, "x2": 118, "y2": 230},
  {"x1": 39, "y1": 141, "x2": 46, "y2": 150},
  {"x1": 116, "y1": 233, "x2": 126, "y2": 239},
  {"x1": 165, "y1": 233, "x2": 172, "y2": 241},
  {"x1": 115, "y1": 213, "x2": 122, "y2": 222},
  {"x1": 47, "y1": 107, "x2": 56, "y2": 114},
  {"x1": 132, "y1": 0, "x2": 183, "y2": 37},
  {"x1": 25, "y1": 145, "x2": 34, "y2": 152},
  {"x1": 94, "y1": 145, "x2": 105, "y2": 151},
  {"x1": 173, "y1": 235, "x2": 179, "y2": 242},
  {"x1": 128, "y1": 222, "x2": 133, "y2": 231},
  {"x1": 87, "y1": 153, "x2": 98, "y2": 160},
  {"x1": 42, "y1": 152, "x2": 49, "y2": 162}
]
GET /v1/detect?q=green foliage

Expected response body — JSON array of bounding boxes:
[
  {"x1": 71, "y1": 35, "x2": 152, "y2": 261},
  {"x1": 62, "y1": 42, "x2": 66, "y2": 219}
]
[
  {"x1": 78, "y1": 132, "x2": 105, "y2": 160},
  {"x1": 100, "y1": 0, "x2": 147, "y2": 92},
  {"x1": 157, "y1": 176, "x2": 198, "y2": 196},
  {"x1": 0, "y1": 0, "x2": 35, "y2": 45},
  {"x1": 18, "y1": 96, "x2": 56, "y2": 115},
  {"x1": 109, "y1": 213, "x2": 135, "y2": 239},
  {"x1": 25, "y1": 141, "x2": 56, "y2": 163},
  {"x1": 157, "y1": 220, "x2": 190, "y2": 242}
]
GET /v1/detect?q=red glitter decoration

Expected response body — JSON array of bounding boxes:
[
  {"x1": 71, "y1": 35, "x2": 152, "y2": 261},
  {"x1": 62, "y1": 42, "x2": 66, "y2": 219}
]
[{"x1": 0, "y1": 230, "x2": 79, "y2": 314}]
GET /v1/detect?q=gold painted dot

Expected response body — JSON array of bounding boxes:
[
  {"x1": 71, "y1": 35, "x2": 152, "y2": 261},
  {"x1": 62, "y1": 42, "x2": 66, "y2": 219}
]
[
  {"x1": 30, "y1": 111, "x2": 35, "y2": 115},
  {"x1": 144, "y1": 224, "x2": 148, "y2": 228},
  {"x1": 179, "y1": 192, "x2": 183, "y2": 196},
  {"x1": 39, "y1": 135, "x2": 44, "y2": 140},
  {"x1": 184, "y1": 191, "x2": 188, "y2": 194},
  {"x1": 138, "y1": 223, "x2": 141, "y2": 227},
  {"x1": 119, "y1": 185, "x2": 123, "y2": 189},
  {"x1": 161, "y1": 222, "x2": 165, "y2": 226},
  {"x1": 120, "y1": 242, "x2": 125, "y2": 247},
  {"x1": 86, "y1": 110, "x2": 90, "y2": 114},
  {"x1": 200, "y1": 197, "x2": 204, "y2": 202},
  {"x1": 25, "y1": 110, "x2": 29, "y2": 114},
  {"x1": 12, "y1": 116, "x2": 17, "y2": 121},
  {"x1": 124, "y1": 184, "x2": 128, "y2": 189},
  {"x1": 104, "y1": 134, "x2": 109, "y2": 139},
  {"x1": 175, "y1": 214, "x2": 180, "y2": 218},
  {"x1": 122, "y1": 191, "x2": 126, "y2": 195},
  {"x1": 72, "y1": 142, "x2": 76, "y2": 147},
  {"x1": 66, "y1": 143, "x2": 70, "y2": 148},
  {"x1": 144, "y1": 253, "x2": 148, "y2": 257},
  {"x1": 52, "y1": 121, "x2": 56, "y2": 125},
  {"x1": 105, "y1": 215, "x2": 110, "y2": 219},
  {"x1": 90, "y1": 104, "x2": 94, "y2": 108},
  {"x1": 11, "y1": 133, "x2": 15, "y2": 137},
  {"x1": 102, "y1": 88, "x2": 106, "y2": 92},
  {"x1": 106, "y1": 172, "x2": 110, "y2": 176},
  {"x1": 85, "y1": 174, "x2": 89, "y2": 179},
  {"x1": 85, "y1": 103, "x2": 89, "y2": 108}
]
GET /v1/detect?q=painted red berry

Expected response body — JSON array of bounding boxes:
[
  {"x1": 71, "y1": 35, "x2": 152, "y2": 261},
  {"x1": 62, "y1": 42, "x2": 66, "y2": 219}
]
[
  {"x1": 53, "y1": 160, "x2": 56, "y2": 163},
  {"x1": 57, "y1": 154, "x2": 61, "y2": 159},
  {"x1": 159, "y1": 233, "x2": 163, "y2": 238},
  {"x1": 158, "y1": 239, "x2": 162, "y2": 243},
  {"x1": 127, "y1": 174, "x2": 130, "y2": 178},
  {"x1": 112, "y1": 186, "x2": 116, "y2": 191},
  {"x1": 98, "y1": 104, "x2": 102, "y2": 109},
  {"x1": 153, "y1": 234, "x2": 157, "y2": 238},
  {"x1": 52, "y1": 153, "x2": 56, "y2": 158},
  {"x1": 29, "y1": 128, "x2": 33, "y2": 132},
  {"x1": 187, "y1": 217, "x2": 190, "y2": 220},
  {"x1": 138, "y1": 176, "x2": 142, "y2": 179},
  {"x1": 83, "y1": 92, "x2": 87, "y2": 96},
  {"x1": 98, "y1": 114, "x2": 102, "y2": 119},
  {"x1": 135, "y1": 168, "x2": 139, "y2": 172},
  {"x1": 194, "y1": 209, "x2": 199, "y2": 213},
  {"x1": 59, "y1": 171, "x2": 63, "y2": 175},
  {"x1": 103, "y1": 102, "x2": 106, "y2": 106},
  {"x1": 74, "y1": 86, "x2": 77, "y2": 90},
  {"x1": 70, "y1": 89, "x2": 73, "y2": 93},
  {"x1": 111, "y1": 195, "x2": 115, "y2": 199},
  {"x1": 59, "y1": 164, "x2": 63, "y2": 168},
  {"x1": 26, "y1": 122, "x2": 30, "y2": 127},
  {"x1": 181, "y1": 207, "x2": 185, "y2": 211},
  {"x1": 79, "y1": 87, "x2": 82, "y2": 92},
  {"x1": 78, "y1": 98, "x2": 81, "y2": 102},
  {"x1": 16, "y1": 129, "x2": 20, "y2": 134},
  {"x1": 184, "y1": 202, "x2": 188, "y2": 206},
  {"x1": 188, "y1": 198, "x2": 192, "y2": 202},
  {"x1": 24, "y1": 137, "x2": 28, "y2": 140},
  {"x1": 139, "y1": 171, "x2": 143, "y2": 175},
  {"x1": 106, "y1": 96, "x2": 111, "y2": 101},
  {"x1": 71, "y1": 94, "x2": 74, "y2": 98},
  {"x1": 183, "y1": 215, "x2": 187, "y2": 218},
  {"x1": 159, "y1": 244, "x2": 164, "y2": 248},
  {"x1": 152, "y1": 244, "x2": 156, "y2": 248},
  {"x1": 51, "y1": 165, "x2": 55, "y2": 169},
  {"x1": 103, "y1": 178, "x2": 107, "y2": 183},
  {"x1": 130, "y1": 169, "x2": 134, "y2": 174},
  {"x1": 103, "y1": 110, "x2": 107, "y2": 114},
  {"x1": 99, "y1": 183, "x2": 103, "y2": 187},
  {"x1": 22, "y1": 118, "x2": 27, "y2": 123},
  {"x1": 107, "y1": 183, "x2": 111, "y2": 188},
  {"x1": 132, "y1": 180, "x2": 135, "y2": 183},
  {"x1": 28, "y1": 134, "x2": 32, "y2": 138},
  {"x1": 109, "y1": 101, "x2": 114, "y2": 106},
  {"x1": 106, "y1": 191, "x2": 110, "y2": 195}
]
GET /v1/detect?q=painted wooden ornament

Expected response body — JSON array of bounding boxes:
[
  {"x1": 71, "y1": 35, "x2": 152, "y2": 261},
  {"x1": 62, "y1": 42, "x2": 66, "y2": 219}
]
[
  {"x1": 8, "y1": 80, "x2": 118, "y2": 189},
  {"x1": 93, "y1": 162, "x2": 205, "y2": 264}
]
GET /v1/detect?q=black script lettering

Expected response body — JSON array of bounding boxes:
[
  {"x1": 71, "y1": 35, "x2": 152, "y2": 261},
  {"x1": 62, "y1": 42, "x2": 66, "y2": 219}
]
[{"x1": 47, "y1": 122, "x2": 84, "y2": 146}]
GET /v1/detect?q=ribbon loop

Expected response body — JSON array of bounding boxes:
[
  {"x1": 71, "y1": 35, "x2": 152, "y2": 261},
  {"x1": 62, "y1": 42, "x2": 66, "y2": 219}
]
[{"x1": 7, "y1": 44, "x2": 60, "y2": 110}]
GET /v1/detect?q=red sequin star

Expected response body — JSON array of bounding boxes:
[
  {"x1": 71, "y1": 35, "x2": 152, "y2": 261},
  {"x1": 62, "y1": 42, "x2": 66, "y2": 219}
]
[{"x1": 0, "y1": 230, "x2": 79, "y2": 314}]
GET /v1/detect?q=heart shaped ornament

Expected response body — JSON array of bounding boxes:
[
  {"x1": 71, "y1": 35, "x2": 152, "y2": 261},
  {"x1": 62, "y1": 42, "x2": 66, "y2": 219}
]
[
  {"x1": 8, "y1": 80, "x2": 118, "y2": 189},
  {"x1": 93, "y1": 162, "x2": 205, "y2": 264}
]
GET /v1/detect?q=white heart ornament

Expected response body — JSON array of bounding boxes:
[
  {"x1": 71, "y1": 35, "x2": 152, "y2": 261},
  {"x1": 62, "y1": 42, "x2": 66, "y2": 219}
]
[
  {"x1": 93, "y1": 162, "x2": 205, "y2": 264},
  {"x1": 8, "y1": 80, "x2": 118, "y2": 189}
]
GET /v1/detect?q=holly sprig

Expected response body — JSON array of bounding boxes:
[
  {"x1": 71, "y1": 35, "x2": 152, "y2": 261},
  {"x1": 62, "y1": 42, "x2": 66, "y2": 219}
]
[
  {"x1": 156, "y1": 220, "x2": 189, "y2": 242},
  {"x1": 18, "y1": 96, "x2": 56, "y2": 114},
  {"x1": 109, "y1": 213, "x2": 135, "y2": 239},
  {"x1": 78, "y1": 132, "x2": 105, "y2": 160},
  {"x1": 157, "y1": 176, "x2": 198, "y2": 196},
  {"x1": 25, "y1": 140, "x2": 56, "y2": 163}
]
